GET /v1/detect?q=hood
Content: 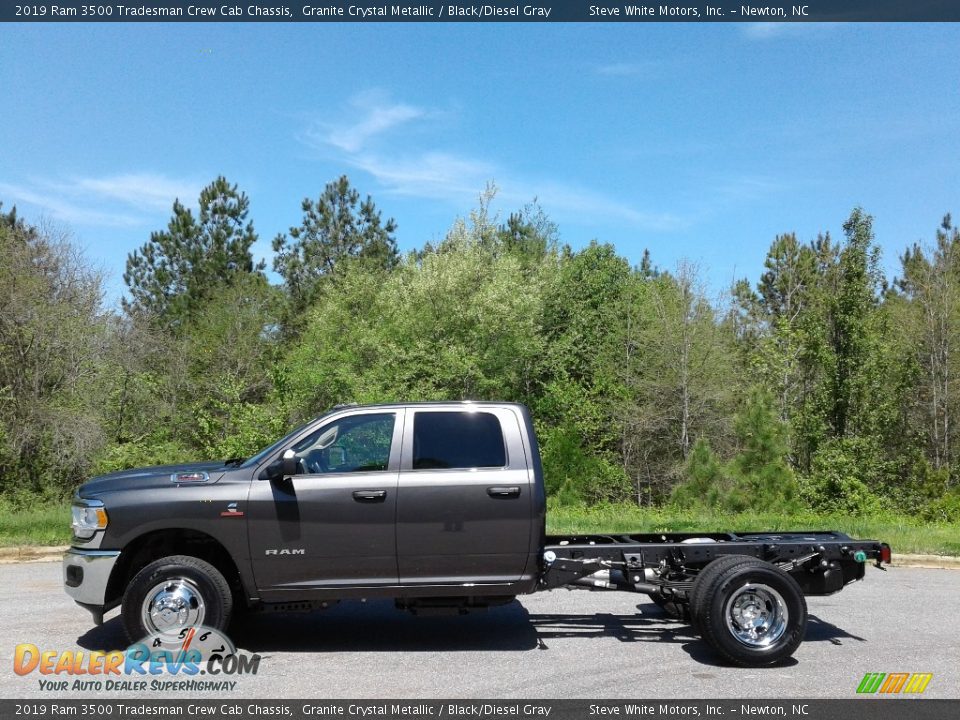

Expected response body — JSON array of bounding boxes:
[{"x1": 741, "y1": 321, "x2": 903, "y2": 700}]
[{"x1": 77, "y1": 461, "x2": 228, "y2": 498}]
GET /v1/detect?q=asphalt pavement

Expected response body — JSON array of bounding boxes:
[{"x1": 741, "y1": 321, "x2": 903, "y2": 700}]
[{"x1": 2, "y1": 561, "x2": 957, "y2": 699}]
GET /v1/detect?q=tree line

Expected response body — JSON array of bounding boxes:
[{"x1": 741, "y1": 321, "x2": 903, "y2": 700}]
[{"x1": 1, "y1": 176, "x2": 958, "y2": 521}]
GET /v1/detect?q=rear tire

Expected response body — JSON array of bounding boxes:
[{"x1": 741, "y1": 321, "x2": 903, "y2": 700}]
[
  {"x1": 122, "y1": 554, "x2": 233, "y2": 643},
  {"x1": 690, "y1": 555, "x2": 806, "y2": 667},
  {"x1": 688, "y1": 555, "x2": 759, "y2": 634}
]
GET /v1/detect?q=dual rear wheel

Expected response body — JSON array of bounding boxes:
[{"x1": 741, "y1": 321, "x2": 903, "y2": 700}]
[{"x1": 654, "y1": 555, "x2": 807, "y2": 667}]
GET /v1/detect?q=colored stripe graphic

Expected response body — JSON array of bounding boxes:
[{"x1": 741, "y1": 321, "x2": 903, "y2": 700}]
[
  {"x1": 857, "y1": 673, "x2": 885, "y2": 693},
  {"x1": 857, "y1": 672, "x2": 932, "y2": 694},
  {"x1": 904, "y1": 674, "x2": 933, "y2": 694},
  {"x1": 879, "y1": 673, "x2": 910, "y2": 693}
]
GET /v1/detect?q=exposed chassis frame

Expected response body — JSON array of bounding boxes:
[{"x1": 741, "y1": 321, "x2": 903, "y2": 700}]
[{"x1": 540, "y1": 530, "x2": 889, "y2": 594}]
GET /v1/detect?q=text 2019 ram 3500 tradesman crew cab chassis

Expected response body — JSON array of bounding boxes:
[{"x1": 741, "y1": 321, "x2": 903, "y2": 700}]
[{"x1": 64, "y1": 402, "x2": 890, "y2": 666}]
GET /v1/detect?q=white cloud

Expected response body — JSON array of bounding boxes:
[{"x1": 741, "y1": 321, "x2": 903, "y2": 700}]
[
  {"x1": 69, "y1": 173, "x2": 201, "y2": 211},
  {"x1": 350, "y1": 151, "x2": 496, "y2": 201},
  {"x1": 0, "y1": 172, "x2": 202, "y2": 228},
  {"x1": 0, "y1": 182, "x2": 142, "y2": 227},
  {"x1": 326, "y1": 102, "x2": 425, "y2": 153},
  {"x1": 301, "y1": 92, "x2": 484, "y2": 203},
  {"x1": 595, "y1": 62, "x2": 657, "y2": 78},
  {"x1": 306, "y1": 90, "x2": 427, "y2": 154},
  {"x1": 304, "y1": 91, "x2": 688, "y2": 232},
  {"x1": 713, "y1": 174, "x2": 781, "y2": 202},
  {"x1": 741, "y1": 22, "x2": 842, "y2": 40},
  {"x1": 742, "y1": 22, "x2": 784, "y2": 39},
  {"x1": 524, "y1": 182, "x2": 688, "y2": 232}
]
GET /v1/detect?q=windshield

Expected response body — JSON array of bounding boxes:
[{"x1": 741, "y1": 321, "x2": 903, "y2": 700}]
[{"x1": 238, "y1": 412, "x2": 331, "y2": 469}]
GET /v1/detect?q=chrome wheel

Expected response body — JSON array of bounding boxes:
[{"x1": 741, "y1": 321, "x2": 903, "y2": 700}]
[
  {"x1": 724, "y1": 582, "x2": 788, "y2": 648},
  {"x1": 140, "y1": 577, "x2": 206, "y2": 636}
]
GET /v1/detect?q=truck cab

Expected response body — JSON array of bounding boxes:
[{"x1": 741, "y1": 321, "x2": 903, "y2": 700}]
[{"x1": 64, "y1": 402, "x2": 546, "y2": 641}]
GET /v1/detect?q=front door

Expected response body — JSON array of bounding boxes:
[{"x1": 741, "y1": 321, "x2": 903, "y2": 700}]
[{"x1": 248, "y1": 410, "x2": 403, "y2": 595}]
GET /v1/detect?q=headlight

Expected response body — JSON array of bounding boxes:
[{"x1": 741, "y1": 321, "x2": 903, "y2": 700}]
[{"x1": 71, "y1": 499, "x2": 108, "y2": 540}]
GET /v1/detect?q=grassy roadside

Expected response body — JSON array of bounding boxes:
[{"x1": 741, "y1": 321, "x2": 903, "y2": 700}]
[
  {"x1": 1, "y1": 502, "x2": 71, "y2": 547},
  {"x1": 2, "y1": 501, "x2": 958, "y2": 557},
  {"x1": 547, "y1": 504, "x2": 960, "y2": 557}
]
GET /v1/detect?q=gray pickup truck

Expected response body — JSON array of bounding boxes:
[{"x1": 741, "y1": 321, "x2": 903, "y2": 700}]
[{"x1": 64, "y1": 401, "x2": 890, "y2": 666}]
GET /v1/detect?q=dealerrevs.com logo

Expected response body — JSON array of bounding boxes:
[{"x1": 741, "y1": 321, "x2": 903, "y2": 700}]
[
  {"x1": 856, "y1": 672, "x2": 933, "y2": 695},
  {"x1": 13, "y1": 626, "x2": 261, "y2": 692}
]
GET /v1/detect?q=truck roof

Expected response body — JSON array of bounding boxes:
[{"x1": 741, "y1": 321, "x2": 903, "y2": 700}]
[{"x1": 330, "y1": 400, "x2": 528, "y2": 411}]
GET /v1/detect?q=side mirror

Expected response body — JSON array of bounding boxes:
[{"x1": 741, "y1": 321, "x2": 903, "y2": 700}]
[{"x1": 282, "y1": 449, "x2": 298, "y2": 477}]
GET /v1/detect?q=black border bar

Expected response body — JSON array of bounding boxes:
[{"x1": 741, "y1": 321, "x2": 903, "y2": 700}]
[
  {"x1": 2, "y1": 700, "x2": 958, "y2": 720},
  {"x1": 4, "y1": 1, "x2": 960, "y2": 23}
]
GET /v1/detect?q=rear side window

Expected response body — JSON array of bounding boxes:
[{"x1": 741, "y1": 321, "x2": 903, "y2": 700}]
[{"x1": 413, "y1": 411, "x2": 506, "y2": 470}]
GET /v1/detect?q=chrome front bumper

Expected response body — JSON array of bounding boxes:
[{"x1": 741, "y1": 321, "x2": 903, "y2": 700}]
[{"x1": 63, "y1": 548, "x2": 120, "y2": 607}]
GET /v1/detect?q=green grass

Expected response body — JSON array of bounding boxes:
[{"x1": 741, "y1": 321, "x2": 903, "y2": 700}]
[
  {"x1": 0, "y1": 502, "x2": 71, "y2": 547},
  {"x1": 2, "y1": 499, "x2": 958, "y2": 557},
  {"x1": 546, "y1": 504, "x2": 960, "y2": 557}
]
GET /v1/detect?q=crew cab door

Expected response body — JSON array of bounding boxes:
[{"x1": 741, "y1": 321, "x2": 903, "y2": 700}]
[
  {"x1": 396, "y1": 406, "x2": 533, "y2": 586},
  {"x1": 247, "y1": 409, "x2": 403, "y2": 594}
]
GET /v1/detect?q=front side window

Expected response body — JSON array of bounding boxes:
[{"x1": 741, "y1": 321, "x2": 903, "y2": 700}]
[
  {"x1": 412, "y1": 411, "x2": 506, "y2": 470},
  {"x1": 291, "y1": 413, "x2": 396, "y2": 474}
]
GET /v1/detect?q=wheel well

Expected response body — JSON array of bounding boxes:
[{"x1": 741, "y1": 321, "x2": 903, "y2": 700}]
[{"x1": 107, "y1": 529, "x2": 247, "y2": 610}]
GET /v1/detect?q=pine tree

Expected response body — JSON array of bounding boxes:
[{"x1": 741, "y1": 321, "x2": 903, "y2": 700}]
[
  {"x1": 726, "y1": 389, "x2": 799, "y2": 512},
  {"x1": 123, "y1": 176, "x2": 264, "y2": 330},
  {"x1": 272, "y1": 176, "x2": 398, "y2": 315}
]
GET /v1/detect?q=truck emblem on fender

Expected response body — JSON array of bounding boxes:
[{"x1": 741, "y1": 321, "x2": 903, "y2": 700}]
[
  {"x1": 265, "y1": 548, "x2": 306, "y2": 555},
  {"x1": 220, "y1": 502, "x2": 244, "y2": 518}
]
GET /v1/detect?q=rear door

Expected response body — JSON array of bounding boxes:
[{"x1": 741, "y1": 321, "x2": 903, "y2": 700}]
[
  {"x1": 248, "y1": 409, "x2": 403, "y2": 593},
  {"x1": 396, "y1": 406, "x2": 533, "y2": 586}
]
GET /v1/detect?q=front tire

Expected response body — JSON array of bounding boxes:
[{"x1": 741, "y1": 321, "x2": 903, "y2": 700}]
[
  {"x1": 122, "y1": 555, "x2": 233, "y2": 643},
  {"x1": 690, "y1": 555, "x2": 806, "y2": 667}
]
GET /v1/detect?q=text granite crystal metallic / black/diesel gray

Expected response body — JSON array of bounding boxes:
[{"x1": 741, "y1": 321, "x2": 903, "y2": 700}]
[{"x1": 63, "y1": 401, "x2": 891, "y2": 667}]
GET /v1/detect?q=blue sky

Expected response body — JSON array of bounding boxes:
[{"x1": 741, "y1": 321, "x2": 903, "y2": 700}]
[{"x1": 1, "y1": 22, "x2": 958, "y2": 307}]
